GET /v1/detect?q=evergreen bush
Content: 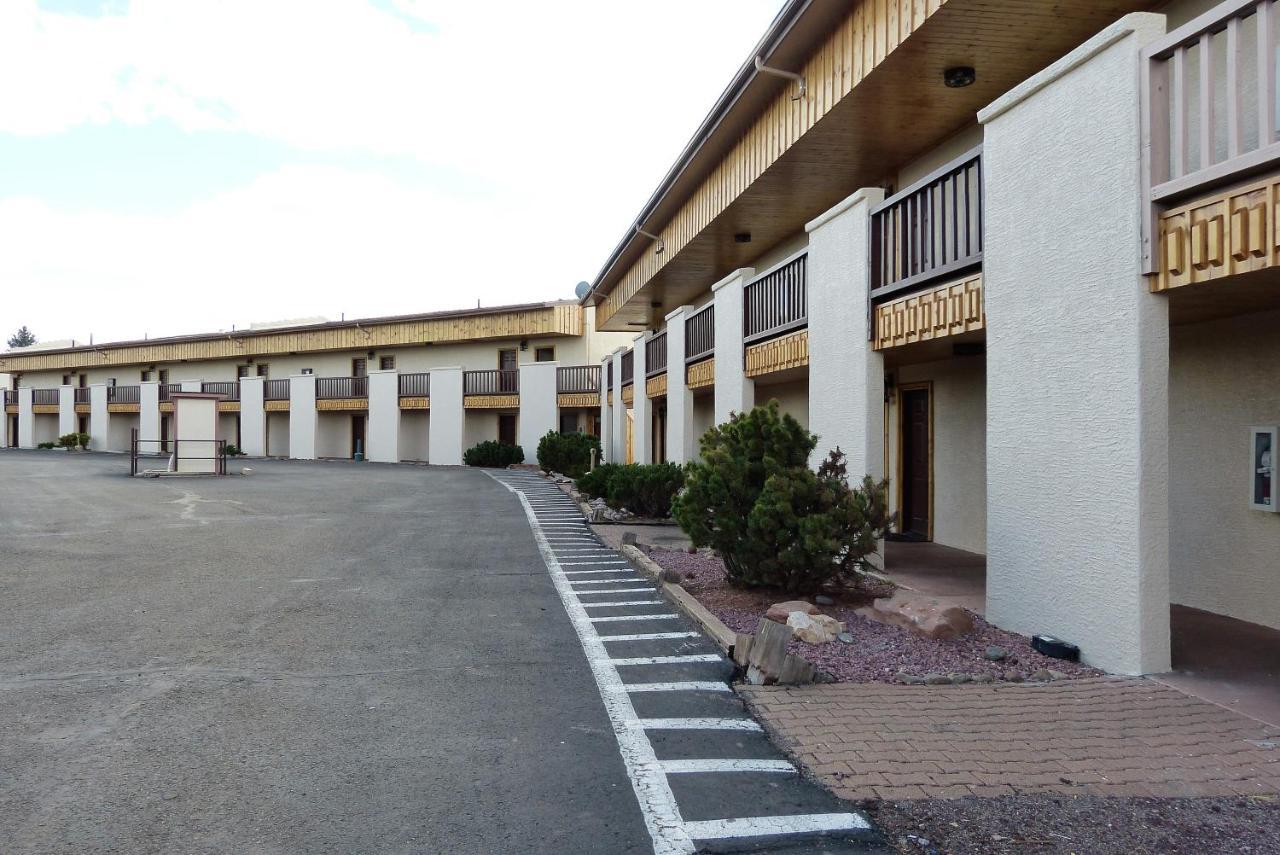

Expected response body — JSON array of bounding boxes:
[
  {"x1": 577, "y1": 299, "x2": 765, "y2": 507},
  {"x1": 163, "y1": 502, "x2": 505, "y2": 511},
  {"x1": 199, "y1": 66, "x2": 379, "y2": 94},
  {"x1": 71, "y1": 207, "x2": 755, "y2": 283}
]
[
  {"x1": 576, "y1": 462, "x2": 684, "y2": 518},
  {"x1": 463, "y1": 440, "x2": 525, "y2": 468},
  {"x1": 57, "y1": 433, "x2": 80, "y2": 450},
  {"x1": 536, "y1": 430, "x2": 599, "y2": 478}
]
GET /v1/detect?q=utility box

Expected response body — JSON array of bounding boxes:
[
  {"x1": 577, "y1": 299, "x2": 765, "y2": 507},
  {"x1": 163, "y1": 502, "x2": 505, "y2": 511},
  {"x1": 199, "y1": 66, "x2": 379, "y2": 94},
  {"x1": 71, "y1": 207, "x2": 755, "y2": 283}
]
[{"x1": 171, "y1": 393, "x2": 224, "y2": 474}]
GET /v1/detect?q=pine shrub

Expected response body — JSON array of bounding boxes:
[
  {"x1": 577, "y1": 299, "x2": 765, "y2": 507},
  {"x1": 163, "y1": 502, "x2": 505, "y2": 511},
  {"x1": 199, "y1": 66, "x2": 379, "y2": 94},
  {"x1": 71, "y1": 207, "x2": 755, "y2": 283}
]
[
  {"x1": 463, "y1": 440, "x2": 525, "y2": 467},
  {"x1": 536, "y1": 430, "x2": 600, "y2": 479},
  {"x1": 576, "y1": 462, "x2": 684, "y2": 518}
]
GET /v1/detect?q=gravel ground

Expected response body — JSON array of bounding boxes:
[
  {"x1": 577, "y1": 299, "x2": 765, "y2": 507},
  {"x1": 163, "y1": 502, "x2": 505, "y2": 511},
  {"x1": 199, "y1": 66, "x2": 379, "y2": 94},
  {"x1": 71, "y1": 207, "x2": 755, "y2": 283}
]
[
  {"x1": 869, "y1": 794, "x2": 1280, "y2": 854},
  {"x1": 647, "y1": 547, "x2": 1099, "y2": 683}
]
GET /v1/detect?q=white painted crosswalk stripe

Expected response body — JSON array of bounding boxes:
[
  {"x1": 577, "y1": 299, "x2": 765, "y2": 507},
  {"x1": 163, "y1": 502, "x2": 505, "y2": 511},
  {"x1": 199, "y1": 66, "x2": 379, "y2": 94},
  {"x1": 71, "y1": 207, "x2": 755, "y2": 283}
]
[
  {"x1": 579, "y1": 600, "x2": 663, "y2": 608},
  {"x1": 682, "y1": 813, "x2": 871, "y2": 841},
  {"x1": 634, "y1": 718, "x2": 763, "y2": 732},
  {"x1": 562, "y1": 569, "x2": 634, "y2": 575},
  {"x1": 574, "y1": 587, "x2": 654, "y2": 594},
  {"x1": 611, "y1": 654, "x2": 722, "y2": 665},
  {"x1": 588, "y1": 614, "x2": 679, "y2": 623},
  {"x1": 617, "y1": 680, "x2": 732, "y2": 692},
  {"x1": 660, "y1": 759, "x2": 795, "y2": 774},
  {"x1": 570, "y1": 578, "x2": 644, "y2": 585},
  {"x1": 596, "y1": 632, "x2": 701, "y2": 642}
]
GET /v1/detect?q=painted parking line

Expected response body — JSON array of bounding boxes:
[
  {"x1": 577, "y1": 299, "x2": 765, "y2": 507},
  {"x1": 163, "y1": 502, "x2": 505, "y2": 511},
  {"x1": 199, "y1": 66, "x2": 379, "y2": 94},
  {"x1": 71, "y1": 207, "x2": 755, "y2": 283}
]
[
  {"x1": 596, "y1": 632, "x2": 701, "y2": 642},
  {"x1": 575, "y1": 587, "x2": 655, "y2": 595},
  {"x1": 570, "y1": 578, "x2": 647, "y2": 585},
  {"x1": 579, "y1": 600, "x2": 663, "y2": 608},
  {"x1": 634, "y1": 718, "x2": 763, "y2": 732},
  {"x1": 660, "y1": 759, "x2": 796, "y2": 774},
  {"x1": 588, "y1": 613, "x2": 681, "y2": 623},
  {"x1": 562, "y1": 569, "x2": 635, "y2": 575},
  {"x1": 611, "y1": 655, "x2": 723, "y2": 666},
  {"x1": 682, "y1": 814, "x2": 871, "y2": 841},
  {"x1": 617, "y1": 681, "x2": 733, "y2": 693}
]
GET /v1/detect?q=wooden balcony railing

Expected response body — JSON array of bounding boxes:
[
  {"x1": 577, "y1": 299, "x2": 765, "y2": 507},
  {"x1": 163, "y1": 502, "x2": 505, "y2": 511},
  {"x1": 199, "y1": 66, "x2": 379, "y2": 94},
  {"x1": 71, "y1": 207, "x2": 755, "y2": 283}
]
[
  {"x1": 316, "y1": 376, "x2": 368, "y2": 399},
  {"x1": 74, "y1": 387, "x2": 90, "y2": 404},
  {"x1": 685, "y1": 304, "x2": 715, "y2": 364},
  {"x1": 1142, "y1": 0, "x2": 1280, "y2": 266},
  {"x1": 107, "y1": 385, "x2": 140, "y2": 404},
  {"x1": 399, "y1": 372, "x2": 430, "y2": 398},
  {"x1": 32, "y1": 388, "x2": 59, "y2": 405},
  {"x1": 646, "y1": 331, "x2": 668, "y2": 377},
  {"x1": 159, "y1": 383, "x2": 182, "y2": 401},
  {"x1": 201, "y1": 381, "x2": 240, "y2": 400},
  {"x1": 464, "y1": 369, "x2": 518, "y2": 396},
  {"x1": 264, "y1": 379, "x2": 290, "y2": 400},
  {"x1": 743, "y1": 251, "x2": 807, "y2": 345},
  {"x1": 620, "y1": 350, "x2": 634, "y2": 386},
  {"x1": 557, "y1": 365, "x2": 600, "y2": 394},
  {"x1": 3, "y1": 390, "x2": 18, "y2": 406},
  {"x1": 607, "y1": 360, "x2": 614, "y2": 390},
  {"x1": 870, "y1": 146, "x2": 983, "y2": 301}
]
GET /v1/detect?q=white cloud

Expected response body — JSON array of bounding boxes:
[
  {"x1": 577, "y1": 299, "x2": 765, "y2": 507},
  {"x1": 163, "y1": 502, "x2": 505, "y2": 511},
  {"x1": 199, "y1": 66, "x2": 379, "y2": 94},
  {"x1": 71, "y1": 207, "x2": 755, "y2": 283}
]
[{"x1": 0, "y1": 0, "x2": 785, "y2": 342}]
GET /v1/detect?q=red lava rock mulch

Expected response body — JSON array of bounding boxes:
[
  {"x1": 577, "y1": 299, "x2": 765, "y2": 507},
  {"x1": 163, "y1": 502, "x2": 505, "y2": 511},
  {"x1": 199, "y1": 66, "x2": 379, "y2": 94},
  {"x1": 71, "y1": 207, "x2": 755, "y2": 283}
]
[{"x1": 646, "y1": 547, "x2": 1100, "y2": 684}]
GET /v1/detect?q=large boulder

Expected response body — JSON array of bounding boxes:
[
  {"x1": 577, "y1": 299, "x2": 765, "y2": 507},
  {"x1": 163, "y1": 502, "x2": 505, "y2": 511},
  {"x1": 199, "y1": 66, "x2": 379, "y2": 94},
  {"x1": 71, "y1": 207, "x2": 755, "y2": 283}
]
[
  {"x1": 862, "y1": 590, "x2": 974, "y2": 640},
  {"x1": 765, "y1": 600, "x2": 820, "y2": 624},
  {"x1": 786, "y1": 612, "x2": 844, "y2": 644}
]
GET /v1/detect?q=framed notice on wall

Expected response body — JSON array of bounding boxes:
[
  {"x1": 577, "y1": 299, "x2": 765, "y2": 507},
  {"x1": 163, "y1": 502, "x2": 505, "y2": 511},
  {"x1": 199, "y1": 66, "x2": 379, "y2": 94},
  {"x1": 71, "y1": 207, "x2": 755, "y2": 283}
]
[{"x1": 1250, "y1": 427, "x2": 1278, "y2": 512}]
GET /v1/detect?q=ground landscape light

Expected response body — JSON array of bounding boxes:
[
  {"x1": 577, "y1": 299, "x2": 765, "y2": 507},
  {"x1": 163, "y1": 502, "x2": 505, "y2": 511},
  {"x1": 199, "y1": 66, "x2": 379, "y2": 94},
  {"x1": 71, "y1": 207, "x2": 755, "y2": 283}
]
[{"x1": 944, "y1": 66, "x2": 976, "y2": 88}]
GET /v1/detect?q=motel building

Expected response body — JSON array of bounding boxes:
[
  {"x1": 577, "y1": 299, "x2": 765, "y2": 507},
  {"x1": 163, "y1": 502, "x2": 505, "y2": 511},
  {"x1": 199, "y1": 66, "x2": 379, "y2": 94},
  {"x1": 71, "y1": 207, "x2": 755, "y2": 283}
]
[
  {"x1": 3, "y1": 0, "x2": 1279, "y2": 685},
  {"x1": 1, "y1": 302, "x2": 630, "y2": 466}
]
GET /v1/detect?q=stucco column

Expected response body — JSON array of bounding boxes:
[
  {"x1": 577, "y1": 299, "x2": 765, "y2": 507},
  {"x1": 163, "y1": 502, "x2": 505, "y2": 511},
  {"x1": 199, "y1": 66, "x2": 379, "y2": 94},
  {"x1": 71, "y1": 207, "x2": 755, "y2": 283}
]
[
  {"x1": 288, "y1": 374, "x2": 317, "y2": 461},
  {"x1": 427, "y1": 367, "x2": 464, "y2": 465},
  {"x1": 518, "y1": 361, "x2": 557, "y2": 456},
  {"x1": 609, "y1": 348, "x2": 627, "y2": 463},
  {"x1": 239, "y1": 377, "x2": 266, "y2": 456},
  {"x1": 631, "y1": 333, "x2": 651, "y2": 464},
  {"x1": 366, "y1": 370, "x2": 400, "y2": 463},
  {"x1": 664, "y1": 305, "x2": 696, "y2": 464},
  {"x1": 58, "y1": 384, "x2": 75, "y2": 438},
  {"x1": 712, "y1": 267, "x2": 756, "y2": 426},
  {"x1": 17, "y1": 387, "x2": 33, "y2": 448},
  {"x1": 139, "y1": 381, "x2": 161, "y2": 450},
  {"x1": 89, "y1": 384, "x2": 109, "y2": 451},
  {"x1": 979, "y1": 12, "x2": 1170, "y2": 675},
  {"x1": 806, "y1": 188, "x2": 886, "y2": 473}
]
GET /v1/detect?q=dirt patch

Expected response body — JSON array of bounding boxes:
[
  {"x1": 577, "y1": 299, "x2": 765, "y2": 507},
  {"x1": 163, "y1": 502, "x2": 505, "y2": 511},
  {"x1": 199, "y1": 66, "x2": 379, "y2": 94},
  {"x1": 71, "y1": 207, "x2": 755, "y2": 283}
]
[
  {"x1": 869, "y1": 794, "x2": 1280, "y2": 854},
  {"x1": 647, "y1": 547, "x2": 1100, "y2": 683}
]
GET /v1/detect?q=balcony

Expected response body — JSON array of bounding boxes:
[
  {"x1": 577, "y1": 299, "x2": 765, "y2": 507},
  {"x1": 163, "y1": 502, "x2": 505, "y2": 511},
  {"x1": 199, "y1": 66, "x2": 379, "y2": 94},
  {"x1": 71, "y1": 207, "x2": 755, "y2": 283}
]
[
  {"x1": 264, "y1": 379, "x2": 290, "y2": 401},
  {"x1": 464, "y1": 369, "x2": 518, "y2": 396},
  {"x1": 557, "y1": 366, "x2": 600, "y2": 394},
  {"x1": 74, "y1": 387, "x2": 90, "y2": 404},
  {"x1": 870, "y1": 146, "x2": 983, "y2": 303},
  {"x1": 3, "y1": 390, "x2": 17, "y2": 407},
  {"x1": 32, "y1": 388, "x2": 59, "y2": 406},
  {"x1": 316, "y1": 376, "x2": 368, "y2": 399},
  {"x1": 685, "y1": 304, "x2": 714, "y2": 364},
  {"x1": 743, "y1": 251, "x2": 807, "y2": 345},
  {"x1": 620, "y1": 350, "x2": 634, "y2": 386},
  {"x1": 159, "y1": 383, "x2": 182, "y2": 402},
  {"x1": 398, "y1": 372, "x2": 430, "y2": 398},
  {"x1": 201, "y1": 381, "x2": 240, "y2": 400},
  {"x1": 107, "y1": 385, "x2": 140, "y2": 404},
  {"x1": 645, "y1": 331, "x2": 667, "y2": 377}
]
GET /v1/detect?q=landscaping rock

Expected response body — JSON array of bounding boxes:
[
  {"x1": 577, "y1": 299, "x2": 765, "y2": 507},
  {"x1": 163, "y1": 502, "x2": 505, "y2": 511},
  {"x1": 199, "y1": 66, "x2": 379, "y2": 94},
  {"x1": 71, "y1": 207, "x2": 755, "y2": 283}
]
[
  {"x1": 786, "y1": 612, "x2": 844, "y2": 644},
  {"x1": 1049, "y1": 669, "x2": 1070, "y2": 681},
  {"x1": 923, "y1": 673, "x2": 951, "y2": 685},
  {"x1": 950, "y1": 673, "x2": 972, "y2": 684},
  {"x1": 984, "y1": 646, "x2": 1008, "y2": 661},
  {"x1": 862, "y1": 590, "x2": 975, "y2": 640},
  {"x1": 897, "y1": 672, "x2": 925, "y2": 685},
  {"x1": 659, "y1": 567, "x2": 683, "y2": 584},
  {"x1": 837, "y1": 632, "x2": 854, "y2": 644},
  {"x1": 1030, "y1": 668, "x2": 1052, "y2": 682},
  {"x1": 972, "y1": 673, "x2": 995, "y2": 683},
  {"x1": 1004, "y1": 672, "x2": 1025, "y2": 683},
  {"x1": 765, "y1": 600, "x2": 820, "y2": 624},
  {"x1": 621, "y1": 532, "x2": 638, "y2": 546},
  {"x1": 814, "y1": 594, "x2": 836, "y2": 606}
]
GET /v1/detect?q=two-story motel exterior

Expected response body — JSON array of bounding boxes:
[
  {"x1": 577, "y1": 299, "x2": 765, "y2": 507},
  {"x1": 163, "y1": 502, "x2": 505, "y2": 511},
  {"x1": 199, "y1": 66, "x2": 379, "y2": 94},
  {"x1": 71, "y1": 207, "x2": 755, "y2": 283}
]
[
  {"x1": 3, "y1": 0, "x2": 1277, "y2": 678},
  {"x1": 1, "y1": 302, "x2": 630, "y2": 465},
  {"x1": 586, "y1": 0, "x2": 1280, "y2": 676}
]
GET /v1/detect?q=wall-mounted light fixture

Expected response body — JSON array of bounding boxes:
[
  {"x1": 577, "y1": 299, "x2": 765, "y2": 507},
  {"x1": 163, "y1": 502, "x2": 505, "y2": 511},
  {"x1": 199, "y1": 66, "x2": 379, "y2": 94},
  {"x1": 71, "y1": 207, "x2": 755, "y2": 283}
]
[
  {"x1": 734, "y1": 232, "x2": 752, "y2": 244},
  {"x1": 944, "y1": 66, "x2": 976, "y2": 88}
]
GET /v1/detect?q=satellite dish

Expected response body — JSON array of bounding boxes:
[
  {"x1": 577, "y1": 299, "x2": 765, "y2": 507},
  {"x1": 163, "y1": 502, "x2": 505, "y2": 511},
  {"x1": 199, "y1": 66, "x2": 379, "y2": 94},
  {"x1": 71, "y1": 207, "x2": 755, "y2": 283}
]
[{"x1": 574, "y1": 281, "x2": 591, "y2": 300}]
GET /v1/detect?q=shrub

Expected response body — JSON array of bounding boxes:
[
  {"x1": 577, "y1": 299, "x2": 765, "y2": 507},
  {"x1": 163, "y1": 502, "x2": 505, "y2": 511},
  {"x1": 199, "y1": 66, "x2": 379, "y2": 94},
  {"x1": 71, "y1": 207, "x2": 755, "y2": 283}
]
[
  {"x1": 577, "y1": 462, "x2": 684, "y2": 518},
  {"x1": 463, "y1": 440, "x2": 525, "y2": 468},
  {"x1": 57, "y1": 433, "x2": 80, "y2": 450},
  {"x1": 37, "y1": 441, "x2": 55, "y2": 449},
  {"x1": 536, "y1": 430, "x2": 599, "y2": 479},
  {"x1": 672, "y1": 401, "x2": 892, "y2": 594},
  {"x1": 224, "y1": 444, "x2": 242, "y2": 457},
  {"x1": 77, "y1": 432, "x2": 90, "y2": 449}
]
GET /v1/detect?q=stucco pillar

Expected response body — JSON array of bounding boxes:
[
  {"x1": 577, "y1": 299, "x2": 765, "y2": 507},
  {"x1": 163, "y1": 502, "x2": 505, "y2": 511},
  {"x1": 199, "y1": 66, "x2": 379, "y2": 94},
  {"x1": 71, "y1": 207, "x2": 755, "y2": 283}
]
[
  {"x1": 427, "y1": 367, "x2": 464, "y2": 465},
  {"x1": 598, "y1": 356, "x2": 612, "y2": 462},
  {"x1": 17, "y1": 387, "x2": 33, "y2": 448},
  {"x1": 517, "y1": 361, "x2": 557, "y2": 457},
  {"x1": 664, "y1": 305, "x2": 696, "y2": 464},
  {"x1": 179, "y1": 380, "x2": 202, "y2": 393},
  {"x1": 631, "y1": 333, "x2": 651, "y2": 464},
  {"x1": 89, "y1": 384, "x2": 109, "y2": 452},
  {"x1": 979, "y1": 12, "x2": 1170, "y2": 675},
  {"x1": 239, "y1": 377, "x2": 266, "y2": 457},
  {"x1": 139, "y1": 381, "x2": 161, "y2": 449},
  {"x1": 609, "y1": 348, "x2": 627, "y2": 463},
  {"x1": 366, "y1": 370, "x2": 400, "y2": 463},
  {"x1": 288, "y1": 374, "x2": 317, "y2": 461},
  {"x1": 806, "y1": 188, "x2": 886, "y2": 473},
  {"x1": 712, "y1": 267, "x2": 756, "y2": 426},
  {"x1": 58, "y1": 384, "x2": 75, "y2": 438}
]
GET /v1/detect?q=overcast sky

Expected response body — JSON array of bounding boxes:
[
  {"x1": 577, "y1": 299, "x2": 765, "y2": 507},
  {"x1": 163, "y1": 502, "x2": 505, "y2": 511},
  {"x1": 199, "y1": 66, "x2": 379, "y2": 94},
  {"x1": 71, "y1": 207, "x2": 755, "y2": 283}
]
[{"x1": 0, "y1": 0, "x2": 784, "y2": 347}]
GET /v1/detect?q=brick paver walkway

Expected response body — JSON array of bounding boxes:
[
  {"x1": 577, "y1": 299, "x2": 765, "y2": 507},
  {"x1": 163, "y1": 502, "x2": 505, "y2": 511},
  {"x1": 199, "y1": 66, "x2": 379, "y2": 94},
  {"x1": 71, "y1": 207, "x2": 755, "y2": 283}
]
[{"x1": 740, "y1": 677, "x2": 1280, "y2": 802}]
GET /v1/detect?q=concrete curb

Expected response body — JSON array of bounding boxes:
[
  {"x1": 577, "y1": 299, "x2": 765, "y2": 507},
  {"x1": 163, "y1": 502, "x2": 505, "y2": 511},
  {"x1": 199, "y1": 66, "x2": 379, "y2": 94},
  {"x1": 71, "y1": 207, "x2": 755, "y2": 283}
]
[{"x1": 621, "y1": 544, "x2": 737, "y2": 655}]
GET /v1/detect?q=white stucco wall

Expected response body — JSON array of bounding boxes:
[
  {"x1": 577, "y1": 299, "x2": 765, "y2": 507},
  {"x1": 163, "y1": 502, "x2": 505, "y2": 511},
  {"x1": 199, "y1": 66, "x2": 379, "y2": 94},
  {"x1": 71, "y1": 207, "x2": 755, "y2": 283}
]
[
  {"x1": 691, "y1": 392, "x2": 715, "y2": 453},
  {"x1": 58, "y1": 385, "x2": 75, "y2": 437},
  {"x1": 464, "y1": 411, "x2": 500, "y2": 450},
  {"x1": 316, "y1": 412, "x2": 352, "y2": 459},
  {"x1": 664, "y1": 305, "x2": 696, "y2": 464},
  {"x1": 756, "y1": 377, "x2": 809, "y2": 431},
  {"x1": 712, "y1": 268, "x2": 756, "y2": 426},
  {"x1": 609, "y1": 349, "x2": 627, "y2": 463},
  {"x1": 217, "y1": 413, "x2": 239, "y2": 449},
  {"x1": 17, "y1": 388, "x2": 33, "y2": 448},
  {"x1": 428, "y1": 367, "x2": 464, "y2": 465},
  {"x1": 32, "y1": 414, "x2": 59, "y2": 445},
  {"x1": 631, "y1": 334, "x2": 651, "y2": 464},
  {"x1": 89, "y1": 385, "x2": 109, "y2": 451},
  {"x1": 399, "y1": 411, "x2": 429, "y2": 461},
  {"x1": 240, "y1": 377, "x2": 266, "y2": 456},
  {"x1": 173, "y1": 396, "x2": 218, "y2": 473},
  {"x1": 896, "y1": 124, "x2": 984, "y2": 189},
  {"x1": 107, "y1": 412, "x2": 139, "y2": 454},
  {"x1": 1170, "y1": 309, "x2": 1280, "y2": 630},
  {"x1": 981, "y1": 13, "x2": 1171, "y2": 675},
  {"x1": 288, "y1": 374, "x2": 317, "y2": 460},
  {"x1": 517, "y1": 361, "x2": 557, "y2": 455},
  {"x1": 366, "y1": 370, "x2": 399, "y2": 463},
  {"x1": 139, "y1": 382, "x2": 160, "y2": 447},
  {"x1": 266, "y1": 412, "x2": 290, "y2": 457},
  {"x1": 887, "y1": 357, "x2": 987, "y2": 555},
  {"x1": 806, "y1": 188, "x2": 885, "y2": 475}
]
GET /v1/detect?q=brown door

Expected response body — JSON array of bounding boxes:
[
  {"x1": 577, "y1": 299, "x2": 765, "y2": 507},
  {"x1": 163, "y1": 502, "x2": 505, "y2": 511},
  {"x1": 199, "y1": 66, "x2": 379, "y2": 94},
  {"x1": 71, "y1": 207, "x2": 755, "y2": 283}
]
[
  {"x1": 351, "y1": 415, "x2": 366, "y2": 458},
  {"x1": 78, "y1": 374, "x2": 87, "y2": 388},
  {"x1": 559, "y1": 412, "x2": 578, "y2": 434},
  {"x1": 498, "y1": 349, "x2": 517, "y2": 393},
  {"x1": 498, "y1": 413, "x2": 517, "y2": 446},
  {"x1": 652, "y1": 403, "x2": 667, "y2": 463},
  {"x1": 901, "y1": 388, "x2": 931, "y2": 540},
  {"x1": 351, "y1": 358, "x2": 367, "y2": 377}
]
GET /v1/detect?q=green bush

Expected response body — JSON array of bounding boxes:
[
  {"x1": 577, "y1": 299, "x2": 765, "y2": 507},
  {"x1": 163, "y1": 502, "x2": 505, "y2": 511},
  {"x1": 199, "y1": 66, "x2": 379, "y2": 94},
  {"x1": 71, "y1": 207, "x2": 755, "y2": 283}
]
[
  {"x1": 37, "y1": 441, "x2": 55, "y2": 449},
  {"x1": 536, "y1": 430, "x2": 600, "y2": 479},
  {"x1": 77, "y1": 432, "x2": 90, "y2": 449},
  {"x1": 577, "y1": 462, "x2": 684, "y2": 518},
  {"x1": 672, "y1": 401, "x2": 892, "y2": 594},
  {"x1": 463, "y1": 440, "x2": 525, "y2": 468},
  {"x1": 57, "y1": 433, "x2": 80, "y2": 450},
  {"x1": 224, "y1": 444, "x2": 242, "y2": 457}
]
